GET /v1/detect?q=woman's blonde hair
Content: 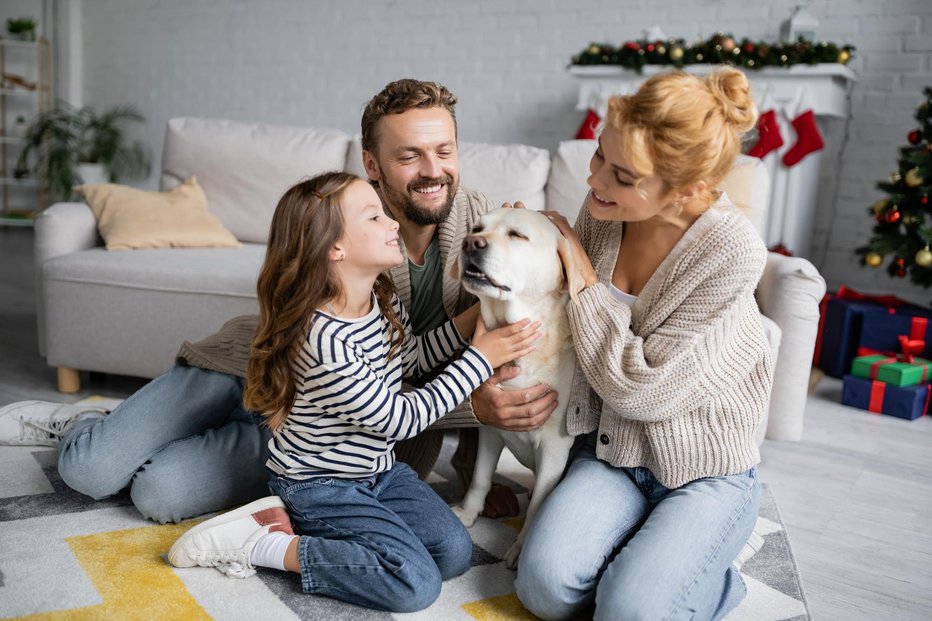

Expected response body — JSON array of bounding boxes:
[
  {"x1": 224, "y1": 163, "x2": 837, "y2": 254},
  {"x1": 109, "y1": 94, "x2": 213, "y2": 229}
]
[
  {"x1": 604, "y1": 68, "x2": 757, "y2": 202},
  {"x1": 244, "y1": 172, "x2": 404, "y2": 432}
]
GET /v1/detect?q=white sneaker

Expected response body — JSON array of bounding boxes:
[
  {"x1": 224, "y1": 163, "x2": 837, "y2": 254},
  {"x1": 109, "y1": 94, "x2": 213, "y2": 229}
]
[
  {"x1": 0, "y1": 400, "x2": 109, "y2": 447},
  {"x1": 168, "y1": 496, "x2": 295, "y2": 579},
  {"x1": 734, "y1": 528, "x2": 765, "y2": 570}
]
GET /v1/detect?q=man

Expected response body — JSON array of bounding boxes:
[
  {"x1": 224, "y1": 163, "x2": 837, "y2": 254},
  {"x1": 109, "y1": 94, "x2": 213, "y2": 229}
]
[{"x1": 3, "y1": 79, "x2": 557, "y2": 524}]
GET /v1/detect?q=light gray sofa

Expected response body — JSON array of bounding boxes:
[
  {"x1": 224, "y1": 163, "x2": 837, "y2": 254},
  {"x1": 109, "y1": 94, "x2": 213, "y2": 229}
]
[{"x1": 34, "y1": 116, "x2": 825, "y2": 441}]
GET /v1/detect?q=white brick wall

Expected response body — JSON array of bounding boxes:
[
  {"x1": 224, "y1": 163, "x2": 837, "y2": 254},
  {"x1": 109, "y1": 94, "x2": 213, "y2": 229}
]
[{"x1": 74, "y1": 0, "x2": 932, "y2": 303}]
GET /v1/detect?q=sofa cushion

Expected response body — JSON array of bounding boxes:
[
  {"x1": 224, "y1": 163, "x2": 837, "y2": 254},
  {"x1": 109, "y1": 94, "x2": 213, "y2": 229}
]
[
  {"x1": 345, "y1": 135, "x2": 551, "y2": 211},
  {"x1": 76, "y1": 176, "x2": 239, "y2": 251},
  {"x1": 547, "y1": 139, "x2": 597, "y2": 222},
  {"x1": 161, "y1": 118, "x2": 352, "y2": 244},
  {"x1": 41, "y1": 244, "x2": 266, "y2": 378}
]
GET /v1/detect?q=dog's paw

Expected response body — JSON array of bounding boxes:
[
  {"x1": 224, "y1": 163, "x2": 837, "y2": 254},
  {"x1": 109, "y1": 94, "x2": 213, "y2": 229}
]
[
  {"x1": 452, "y1": 504, "x2": 479, "y2": 527},
  {"x1": 504, "y1": 540, "x2": 522, "y2": 569}
]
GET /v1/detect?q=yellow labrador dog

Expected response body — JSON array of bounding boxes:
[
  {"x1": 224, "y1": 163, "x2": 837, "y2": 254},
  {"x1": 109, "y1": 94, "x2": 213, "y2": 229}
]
[{"x1": 452, "y1": 207, "x2": 584, "y2": 568}]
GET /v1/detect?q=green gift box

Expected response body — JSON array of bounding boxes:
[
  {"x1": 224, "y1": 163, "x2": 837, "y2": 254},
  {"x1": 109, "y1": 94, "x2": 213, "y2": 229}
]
[{"x1": 850, "y1": 354, "x2": 932, "y2": 386}]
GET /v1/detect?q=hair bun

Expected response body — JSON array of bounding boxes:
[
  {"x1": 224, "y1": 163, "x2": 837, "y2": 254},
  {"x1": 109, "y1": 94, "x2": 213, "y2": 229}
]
[{"x1": 705, "y1": 68, "x2": 757, "y2": 133}]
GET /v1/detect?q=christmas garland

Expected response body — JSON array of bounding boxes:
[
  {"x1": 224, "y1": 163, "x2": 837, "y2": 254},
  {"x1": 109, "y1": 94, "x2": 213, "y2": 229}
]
[{"x1": 571, "y1": 33, "x2": 854, "y2": 72}]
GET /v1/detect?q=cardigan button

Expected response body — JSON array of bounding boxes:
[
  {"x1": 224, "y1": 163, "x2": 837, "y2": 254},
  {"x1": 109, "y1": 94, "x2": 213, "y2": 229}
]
[{"x1": 599, "y1": 433, "x2": 610, "y2": 445}]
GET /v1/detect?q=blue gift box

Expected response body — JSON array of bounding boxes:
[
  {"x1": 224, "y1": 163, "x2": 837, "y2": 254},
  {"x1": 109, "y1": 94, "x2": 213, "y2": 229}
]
[
  {"x1": 858, "y1": 310, "x2": 932, "y2": 360},
  {"x1": 841, "y1": 374, "x2": 928, "y2": 421},
  {"x1": 817, "y1": 298, "x2": 898, "y2": 378}
]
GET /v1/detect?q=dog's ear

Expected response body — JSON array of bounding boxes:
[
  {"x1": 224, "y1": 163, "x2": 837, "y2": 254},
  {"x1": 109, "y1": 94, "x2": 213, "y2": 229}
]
[
  {"x1": 557, "y1": 235, "x2": 586, "y2": 304},
  {"x1": 449, "y1": 253, "x2": 461, "y2": 281}
]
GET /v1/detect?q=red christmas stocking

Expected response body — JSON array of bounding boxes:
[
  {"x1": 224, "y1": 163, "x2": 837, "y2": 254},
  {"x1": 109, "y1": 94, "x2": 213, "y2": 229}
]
[
  {"x1": 575, "y1": 108, "x2": 601, "y2": 140},
  {"x1": 782, "y1": 109, "x2": 824, "y2": 167},
  {"x1": 747, "y1": 109, "x2": 783, "y2": 158}
]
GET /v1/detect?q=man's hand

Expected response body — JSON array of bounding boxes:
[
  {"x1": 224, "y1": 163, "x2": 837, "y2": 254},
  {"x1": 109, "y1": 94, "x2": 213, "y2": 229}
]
[{"x1": 470, "y1": 365, "x2": 558, "y2": 430}]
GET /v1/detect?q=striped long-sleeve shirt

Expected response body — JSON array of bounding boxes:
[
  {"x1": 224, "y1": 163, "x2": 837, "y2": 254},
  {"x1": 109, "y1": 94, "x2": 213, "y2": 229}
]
[{"x1": 266, "y1": 294, "x2": 493, "y2": 480}]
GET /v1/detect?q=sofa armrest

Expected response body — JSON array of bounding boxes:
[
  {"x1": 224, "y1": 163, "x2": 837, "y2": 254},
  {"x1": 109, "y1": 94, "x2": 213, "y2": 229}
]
[
  {"x1": 34, "y1": 202, "x2": 100, "y2": 357},
  {"x1": 34, "y1": 202, "x2": 99, "y2": 263},
  {"x1": 756, "y1": 251, "x2": 826, "y2": 441}
]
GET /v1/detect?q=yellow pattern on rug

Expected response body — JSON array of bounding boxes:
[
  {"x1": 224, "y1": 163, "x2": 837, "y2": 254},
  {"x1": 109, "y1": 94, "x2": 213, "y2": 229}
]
[
  {"x1": 17, "y1": 522, "x2": 209, "y2": 620},
  {"x1": 462, "y1": 592, "x2": 538, "y2": 621}
]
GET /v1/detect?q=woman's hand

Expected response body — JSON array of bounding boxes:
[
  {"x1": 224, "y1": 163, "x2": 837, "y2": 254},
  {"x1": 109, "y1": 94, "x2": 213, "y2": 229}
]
[
  {"x1": 471, "y1": 315, "x2": 541, "y2": 371},
  {"x1": 543, "y1": 211, "x2": 600, "y2": 289}
]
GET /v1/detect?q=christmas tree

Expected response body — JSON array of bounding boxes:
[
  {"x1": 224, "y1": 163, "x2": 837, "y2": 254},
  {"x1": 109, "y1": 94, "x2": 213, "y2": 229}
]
[{"x1": 858, "y1": 87, "x2": 932, "y2": 286}]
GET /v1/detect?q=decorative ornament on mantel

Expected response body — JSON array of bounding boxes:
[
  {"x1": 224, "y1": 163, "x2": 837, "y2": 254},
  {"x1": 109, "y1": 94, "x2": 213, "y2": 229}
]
[
  {"x1": 570, "y1": 32, "x2": 854, "y2": 73},
  {"x1": 857, "y1": 87, "x2": 932, "y2": 287}
]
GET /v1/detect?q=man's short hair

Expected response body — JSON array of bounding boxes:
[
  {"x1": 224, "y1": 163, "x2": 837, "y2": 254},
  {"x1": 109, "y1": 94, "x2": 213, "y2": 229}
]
[{"x1": 361, "y1": 79, "x2": 458, "y2": 153}]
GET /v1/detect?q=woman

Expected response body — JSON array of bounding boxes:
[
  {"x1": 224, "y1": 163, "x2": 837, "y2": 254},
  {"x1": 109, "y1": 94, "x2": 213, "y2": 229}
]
[{"x1": 516, "y1": 68, "x2": 773, "y2": 621}]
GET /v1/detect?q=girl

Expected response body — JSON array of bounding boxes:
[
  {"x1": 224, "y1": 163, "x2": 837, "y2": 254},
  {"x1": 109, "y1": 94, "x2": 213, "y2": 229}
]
[
  {"x1": 168, "y1": 172, "x2": 539, "y2": 612},
  {"x1": 516, "y1": 68, "x2": 772, "y2": 621}
]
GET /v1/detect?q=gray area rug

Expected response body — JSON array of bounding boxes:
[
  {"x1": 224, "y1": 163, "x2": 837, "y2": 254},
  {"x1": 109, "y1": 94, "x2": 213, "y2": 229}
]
[{"x1": 0, "y1": 437, "x2": 808, "y2": 620}]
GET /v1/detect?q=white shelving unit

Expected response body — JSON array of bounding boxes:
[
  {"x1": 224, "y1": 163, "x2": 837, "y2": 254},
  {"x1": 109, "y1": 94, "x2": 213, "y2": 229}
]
[{"x1": 0, "y1": 36, "x2": 51, "y2": 227}]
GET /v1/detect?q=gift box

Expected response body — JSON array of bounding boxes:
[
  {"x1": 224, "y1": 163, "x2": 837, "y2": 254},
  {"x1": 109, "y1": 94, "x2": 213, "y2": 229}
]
[
  {"x1": 813, "y1": 286, "x2": 920, "y2": 378},
  {"x1": 841, "y1": 374, "x2": 929, "y2": 420},
  {"x1": 850, "y1": 354, "x2": 932, "y2": 387},
  {"x1": 858, "y1": 312, "x2": 932, "y2": 362}
]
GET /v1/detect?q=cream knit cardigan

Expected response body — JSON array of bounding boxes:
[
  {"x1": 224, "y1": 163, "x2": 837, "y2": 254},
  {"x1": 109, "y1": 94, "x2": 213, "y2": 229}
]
[{"x1": 565, "y1": 194, "x2": 773, "y2": 489}]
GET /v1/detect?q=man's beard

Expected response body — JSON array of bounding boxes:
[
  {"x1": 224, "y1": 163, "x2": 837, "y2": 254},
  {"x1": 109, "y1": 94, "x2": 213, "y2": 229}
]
[{"x1": 384, "y1": 175, "x2": 458, "y2": 226}]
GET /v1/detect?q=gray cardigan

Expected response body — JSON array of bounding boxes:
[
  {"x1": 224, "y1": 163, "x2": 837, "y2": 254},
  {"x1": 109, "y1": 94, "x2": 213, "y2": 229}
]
[{"x1": 565, "y1": 195, "x2": 773, "y2": 489}]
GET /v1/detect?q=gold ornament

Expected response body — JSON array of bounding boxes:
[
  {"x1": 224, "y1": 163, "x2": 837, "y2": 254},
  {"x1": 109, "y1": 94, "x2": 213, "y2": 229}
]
[
  {"x1": 865, "y1": 252, "x2": 883, "y2": 267},
  {"x1": 906, "y1": 167, "x2": 924, "y2": 187},
  {"x1": 722, "y1": 37, "x2": 736, "y2": 52},
  {"x1": 656, "y1": 44, "x2": 666, "y2": 55},
  {"x1": 916, "y1": 247, "x2": 932, "y2": 268},
  {"x1": 890, "y1": 170, "x2": 902, "y2": 184},
  {"x1": 670, "y1": 46, "x2": 684, "y2": 61},
  {"x1": 837, "y1": 49, "x2": 850, "y2": 64},
  {"x1": 873, "y1": 199, "x2": 888, "y2": 215}
]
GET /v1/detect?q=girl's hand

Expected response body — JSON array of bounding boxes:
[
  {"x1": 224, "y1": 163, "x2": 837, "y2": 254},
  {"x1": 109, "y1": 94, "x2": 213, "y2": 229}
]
[
  {"x1": 542, "y1": 210, "x2": 600, "y2": 289},
  {"x1": 472, "y1": 315, "x2": 541, "y2": 369}
]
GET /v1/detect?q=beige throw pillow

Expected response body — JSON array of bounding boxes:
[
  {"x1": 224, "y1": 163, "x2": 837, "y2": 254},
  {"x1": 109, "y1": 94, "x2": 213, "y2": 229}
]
[{"x1": 76, "y1": 176, "x2": 240, "y2": 250}]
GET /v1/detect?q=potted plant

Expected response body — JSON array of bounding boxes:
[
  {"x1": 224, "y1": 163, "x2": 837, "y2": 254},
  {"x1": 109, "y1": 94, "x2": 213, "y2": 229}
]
[
  {"x1": 6, "y1": 17, "x2": 37, "y2": 42},
  {"x1": 17, "y1": 103, "x2": 151, "y2": 201}
]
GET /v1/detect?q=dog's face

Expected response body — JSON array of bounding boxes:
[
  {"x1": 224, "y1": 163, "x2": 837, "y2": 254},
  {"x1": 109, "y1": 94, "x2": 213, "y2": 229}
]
[{"x1": 456, "y1": 208, "x2": 568, "y2": 302}]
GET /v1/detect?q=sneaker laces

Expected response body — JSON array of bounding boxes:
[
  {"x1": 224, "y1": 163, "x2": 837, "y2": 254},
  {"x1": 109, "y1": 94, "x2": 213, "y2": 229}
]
[
  {"x1": 216, "y1": 561, "x2": 256, "y2": 579},
  {"x1": 19, "y1": 406, "x2": 106, "y2": 444}
]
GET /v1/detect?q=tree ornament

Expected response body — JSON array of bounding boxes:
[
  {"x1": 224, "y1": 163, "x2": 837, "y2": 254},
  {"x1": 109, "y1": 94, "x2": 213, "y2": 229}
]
[
  {"x1": 923, "y1": 195, "x2": 929, "y2": 205},
  {"x1": 896, "y1": 257, "x2": 906, "y2": 269},
  {"x1": 903, "y1": 214, "x2": 919, "y2": 226},
  {"x1": 865, "y1": 252, "x2": 883, "y2": 267},
  {"x1": 669, "y1": 46, "x2": 684, "y2": 62},
  {"x1": 916, "y1": 247, "x2": 932, "y2": 268},
  {"x1": 873, "y1": 199, "x2": 888, "y2": 215},
  {"x1": 886, "y1": 207, "x2": 902, "y2": 224},
  {"x1": 909, "y1": 129, "x2": 922, "y2": 144},
  {"x1": 905, "y1": 167, "x2": 924, "y2": 187},
  {"x1": 897, "y1": 267, "x2": 908, "y2": 277},
  {"x1": 837, "y1": 49, "x2": 851, "y2": 64},
  {"x1": 722, "y1": 37, "x2": 737, "y2": 52},
  {"x1": 890, "y1": 170, "x2": 902, "y2": 184}
]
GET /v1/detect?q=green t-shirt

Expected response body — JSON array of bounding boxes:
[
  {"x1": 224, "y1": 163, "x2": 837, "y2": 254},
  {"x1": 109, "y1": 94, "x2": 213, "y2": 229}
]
[{"x1": 407, "y1": 236, "x2": 447, "y2": 336}]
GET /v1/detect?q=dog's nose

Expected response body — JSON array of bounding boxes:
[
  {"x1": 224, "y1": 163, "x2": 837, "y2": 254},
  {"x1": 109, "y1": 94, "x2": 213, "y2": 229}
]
[{"x1": 462, "y1": 234, "x2": 487, "y2": 253}]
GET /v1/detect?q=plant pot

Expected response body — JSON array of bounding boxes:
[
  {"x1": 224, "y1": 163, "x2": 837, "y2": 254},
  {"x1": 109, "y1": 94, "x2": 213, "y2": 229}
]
[
  {"x1": 9, "y1": 30, "x2": 36, "y2": 42},
  {"x1": 77, "y1": 163, "x2": 107, "y2": 186}
]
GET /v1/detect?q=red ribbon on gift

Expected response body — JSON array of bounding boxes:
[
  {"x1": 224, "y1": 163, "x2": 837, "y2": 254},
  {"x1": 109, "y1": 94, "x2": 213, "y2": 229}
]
[{"x1": 868, "y1": 380, "x2": 885, "y2": 414}]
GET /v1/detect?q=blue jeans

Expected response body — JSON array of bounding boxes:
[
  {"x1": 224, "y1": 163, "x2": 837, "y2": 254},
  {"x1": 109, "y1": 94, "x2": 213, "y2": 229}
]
[
  {"x1": 268, "y1": 462, "x2": 473, "y2": 613},
  {"x1": 515, "y1": 432, "x2": 761, "y2": 621},
  {"x1": 57, "y1": 365, "x2": 271, "y2": 523}
]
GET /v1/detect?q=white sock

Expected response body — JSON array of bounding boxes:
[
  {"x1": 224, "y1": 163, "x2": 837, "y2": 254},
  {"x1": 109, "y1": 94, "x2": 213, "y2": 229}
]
[{"x1": 249, "y1": 532, "x2": 297, "y2": 571}]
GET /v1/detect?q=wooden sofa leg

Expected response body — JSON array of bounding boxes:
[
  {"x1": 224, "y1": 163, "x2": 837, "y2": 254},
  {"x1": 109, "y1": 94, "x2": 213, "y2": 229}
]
[{"x1": 57, "y1": 367, "x2": 81, "y2": 393}]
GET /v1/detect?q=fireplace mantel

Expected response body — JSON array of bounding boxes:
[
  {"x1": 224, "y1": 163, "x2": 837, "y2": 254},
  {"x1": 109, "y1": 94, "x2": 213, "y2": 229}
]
[{"x1": 570, "y1": 64, "x2": 858, "y2": 257}]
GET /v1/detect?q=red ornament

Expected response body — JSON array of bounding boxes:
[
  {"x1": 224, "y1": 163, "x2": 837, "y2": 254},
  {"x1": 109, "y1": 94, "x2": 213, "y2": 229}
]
[
  {"x1": 647, "y1": 44, "x2": 655, "y2": 52},
  {"x1": 897, "y1": 268, "x2": 907, "y2": 277},
  {"x1": 896, "y1": 257, "x2": 906, "y2": 269},
  {"x1": 909, "y1": 130, "x2": 922, "y2": 145},
  {"x1": 886, "y1": 208, "x2": 902, "y2": 224},
  {"x1": 923, "y1": 195, "x2": 929, "y2": 205},
  {"x1": 743, "y1": 42, "x2": 755, "y2": 53}
]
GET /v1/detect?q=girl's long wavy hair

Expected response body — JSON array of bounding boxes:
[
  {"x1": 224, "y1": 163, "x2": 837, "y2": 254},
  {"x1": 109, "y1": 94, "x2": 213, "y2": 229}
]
[{"x1": 244, "y1": 172, "x2": 404, "y2": 432}]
